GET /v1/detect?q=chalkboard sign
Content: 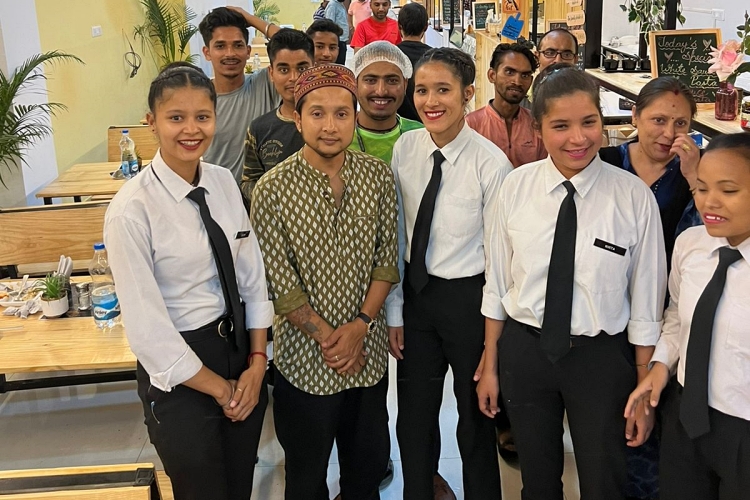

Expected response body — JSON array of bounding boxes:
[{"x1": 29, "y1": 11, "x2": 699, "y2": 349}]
[
  {"x1": 442, "y1": 0, "x2": 461, "y2": 25},
  {"x1": 649, "y1": 29, "x2": 722, "y2": 104},
  {"x1": 473, "y1": 1, "x2": 497, "y2": 30}
]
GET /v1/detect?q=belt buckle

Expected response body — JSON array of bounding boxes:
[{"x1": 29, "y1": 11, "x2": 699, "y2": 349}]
[{"x1": 217, "y1": 318, "x2": 233, "y2": 338}]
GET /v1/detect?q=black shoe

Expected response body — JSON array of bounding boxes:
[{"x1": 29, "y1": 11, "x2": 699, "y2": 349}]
[
  {"x1": 497, "y1": 428, "x2": 519, "y2": 464},
  {"x1": 378, "y1": 459, "x2": 394, "y2": 490}
]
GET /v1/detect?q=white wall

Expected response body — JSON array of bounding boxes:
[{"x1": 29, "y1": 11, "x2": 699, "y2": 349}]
[
  {"x1": 0, "y1": 0, "x2": 59, "y2": 205},
  {"x1": 681, "y1": 0, "x2": 750, "y2": 89},
  {"x1": 601, "y1": 1, "x2": 639, "y2": 45}
]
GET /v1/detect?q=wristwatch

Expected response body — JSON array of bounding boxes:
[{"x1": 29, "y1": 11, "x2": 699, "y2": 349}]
[{"x1": 356, "y1": 312, "x2": 377, "y2": 335}]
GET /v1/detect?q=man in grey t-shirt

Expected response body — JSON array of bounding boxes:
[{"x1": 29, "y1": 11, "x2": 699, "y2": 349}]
[{"x1": 199, "y1": 6, "x2": 281, "y2": 183}]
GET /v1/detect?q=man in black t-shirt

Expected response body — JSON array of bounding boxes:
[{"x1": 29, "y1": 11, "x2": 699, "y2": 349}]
[
  {"x1": 396, "y1": 3, "x2": 430, "y2": 123},
  {"x1": 241, "y1": 30, "x2": 313, "y2": 201}
]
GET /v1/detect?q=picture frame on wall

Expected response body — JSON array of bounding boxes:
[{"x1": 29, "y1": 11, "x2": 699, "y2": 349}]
[{"x1": 472, "y1": 1, "x2": 498, "y2": 30}]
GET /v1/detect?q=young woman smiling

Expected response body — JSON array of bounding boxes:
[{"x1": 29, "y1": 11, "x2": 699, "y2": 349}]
[
  {"x1": 478, "y1": 64, "x2": 667, "y2": 500},
  {"x1": 386, "y1": 47, "x2": 512, "y2": 500}
]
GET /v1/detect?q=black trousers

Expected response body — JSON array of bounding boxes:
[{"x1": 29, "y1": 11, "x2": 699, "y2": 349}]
[
  {"x1": 660, "y1": 379, "x2": 750, "y2": 500},
  {"x1": 396, "y1": 271, "x2": 501, "y2": 500},
  {"x1": 498, "y1": 318, "x2": 635, "y2": 500},
  {"x1": 272, "y1": 367, "x2": 389, "y2": 500},
  {"x1": 336, "y1": 40, "x2": 348, "y2": 65},
  {"x1": 136, "y1": 324, "x2": 268, "y2": 500}
]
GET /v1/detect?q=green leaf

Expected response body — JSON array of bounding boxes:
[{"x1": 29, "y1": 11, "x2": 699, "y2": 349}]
[{"x1": 0, "y1": 51, "x2": 83, "y2": 187}]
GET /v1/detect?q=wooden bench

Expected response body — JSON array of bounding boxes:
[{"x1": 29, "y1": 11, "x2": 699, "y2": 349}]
[
  {"x1": 0, "y1": 202, "x2": 108, "y2": 278},
  {"x1": 0, "y1": 463, "x2": 173, "y2": 499}
]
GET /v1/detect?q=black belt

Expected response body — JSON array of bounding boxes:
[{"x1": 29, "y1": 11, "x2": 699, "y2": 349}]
[
  {"x1": 509, "y1": 317, "x2": 624, "y2": 347},
  {"x1": 180, "y1": 314, "x2": 234, "y2": 344}
]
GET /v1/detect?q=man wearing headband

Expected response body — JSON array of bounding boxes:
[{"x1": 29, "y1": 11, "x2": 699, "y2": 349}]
[
  {"x1": 251, "y1": 64, "x2": 399, "y2": 500},
  {"x1": 349, "y1": 41, "x2": 423, "y2": 164}
]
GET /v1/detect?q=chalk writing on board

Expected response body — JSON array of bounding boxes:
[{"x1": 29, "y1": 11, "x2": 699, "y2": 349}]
[{"x1": 650, "y1": 30, "x2": 721, "y2": 104}]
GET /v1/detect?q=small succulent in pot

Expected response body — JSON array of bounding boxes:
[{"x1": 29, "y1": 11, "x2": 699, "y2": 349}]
[{"x1": 34, "y1": 273, "x2": 68, "y2": 301}]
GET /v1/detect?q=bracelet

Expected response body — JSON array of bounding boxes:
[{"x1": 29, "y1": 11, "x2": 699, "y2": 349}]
[
  {"x1": 636, "y1": 363, "x2": 649, "y2": 368},
  {"x1": 215, "y1": 381, "x2": 234, "y2": 407},
  {"x1": 264, "y1": 22, "x2": 274, "y2": 38},
  {"x1": 248, "y1": 351, "x2": 269, "y2": 366}
]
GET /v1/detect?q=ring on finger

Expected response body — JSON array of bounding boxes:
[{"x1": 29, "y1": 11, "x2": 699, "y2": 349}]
[
  {"x1": 335, "y1": 355, "x2": 340, "y2": 362},
  {"x1": 681, "y1": 143, "x2": 691, "y2": 152},
  {"x1": 236, "y1": 387, "x2": 244, "y2": 392}
]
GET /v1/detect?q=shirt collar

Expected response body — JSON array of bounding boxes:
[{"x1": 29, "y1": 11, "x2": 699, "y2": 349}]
[
  {"x1": 151, "y1": 149, "x2": 208, "y2": 203},
  {"x1": 296, "y1": 149, "x2": 352, "y2": 184},
  {"x1": 430, "y1": 121, "x2": 473, "y2": 166},
  {"x1": 487, "y1": 100, "x2": 521, "y2": 121},
  {"x1": 705, "y1": 233, "x2": 750, "y2": 262},
  {"x1": 543, "y1": 153, "x2": 603, "y2": 198}
]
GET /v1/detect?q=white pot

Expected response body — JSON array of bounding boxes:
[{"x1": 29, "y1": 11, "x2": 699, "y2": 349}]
[{"x1": 42, "y1": 294, "x2": 69, "y2": 318}]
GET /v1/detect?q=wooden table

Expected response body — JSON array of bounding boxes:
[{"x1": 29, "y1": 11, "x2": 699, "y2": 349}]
[
  {"x1": 36, "y1": 162, "x2": 124, "y2": 205},
  {"x1": 0, "y1": 463, "x2": 172, "y2": 499},
  {"x1": 0, "y1": 292, "x2": 135, "y2": 393},
  {"x1": 585, "y1": 69, "x2": 745, "y2": 138}
]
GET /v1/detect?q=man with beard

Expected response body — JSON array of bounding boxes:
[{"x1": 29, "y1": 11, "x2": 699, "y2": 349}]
[
  {"x1": 350, "y1": 0, "x2": 401, "y2": 54},
  {"x1": 349, "y1": 41, "x2": 422, "y2": 164},
  {"x1": 466, "y1": 42, "x2": 546, "y2": 168},
  {"x1": 251, "y1": 64, "x2": 398, "y2": 500},
  {"x1": 198, "y1": 6, "x2": 280, "y2": 184}
]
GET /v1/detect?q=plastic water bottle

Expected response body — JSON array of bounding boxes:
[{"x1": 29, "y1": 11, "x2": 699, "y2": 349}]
[
  {"x1": 119, "y1": 130, "x2": 139, "y2": 179},
  {"x1": 252, "y1": 53, "x2": 261, "y2": 73},
  {"x1": 88, "y1": 243, "x2": 120, "y2": 329}
]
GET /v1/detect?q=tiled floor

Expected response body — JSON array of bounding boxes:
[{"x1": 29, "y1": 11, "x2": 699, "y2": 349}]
[{"x1": 0, "y1": 362, "x2": 581, "y2": 499}]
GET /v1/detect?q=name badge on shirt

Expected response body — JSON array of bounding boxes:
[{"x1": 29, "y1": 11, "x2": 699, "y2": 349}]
[
  {"x1": 235, "y1": 230, "x2": 251, "y2": 240},
  {"x1": 594, "y1": 238, "x2": 626, "y2": 256}
]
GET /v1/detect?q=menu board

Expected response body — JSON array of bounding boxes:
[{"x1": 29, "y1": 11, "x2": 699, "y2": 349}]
[
  {"x1": 442, "y1": 0, "x2": 461, "y2": 25},
  {"x1": 473, "y1": 1, "x2": 497, "y2": 30},
  {"x1": 649, "y1": 29, "x2": 722, "y2": 104}
]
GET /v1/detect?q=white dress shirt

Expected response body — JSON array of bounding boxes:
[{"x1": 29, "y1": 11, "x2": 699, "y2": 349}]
[
  {"x1": 104, "y1": 151, "x2": 274, "y2": 391},
  {"x1": 483, "y1": 155, "x2": 667, "y2": 346},
  {"x1": 651, "y1": 227, "x2": 750, "y2": 421},
  {"x1": 386, "y1": 122, "x2": 514, "y2": 326}
]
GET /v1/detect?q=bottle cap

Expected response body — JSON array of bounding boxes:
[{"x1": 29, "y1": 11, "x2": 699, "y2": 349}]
[
  {"x1": 94, "y1": 242, "x2": 105, "y2": 250},
  {"x1": 121, "y1": 129, "x2": 129, "y2": 134}
]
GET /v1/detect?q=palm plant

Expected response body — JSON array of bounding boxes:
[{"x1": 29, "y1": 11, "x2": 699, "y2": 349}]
[
  {"x1": 0, "y1": 51, "x2": 83, "y2": 188},
  {"x1": 253, "y1": 0, "x2": 280, "y2": 24},
  {"x1": 134, "y1": 0, "x2": 200, "y2": 69}
]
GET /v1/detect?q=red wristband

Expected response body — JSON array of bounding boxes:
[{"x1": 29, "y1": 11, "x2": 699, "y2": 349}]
[{"x1": 248, "y1": 351, "x2": 268, "y2": 366}]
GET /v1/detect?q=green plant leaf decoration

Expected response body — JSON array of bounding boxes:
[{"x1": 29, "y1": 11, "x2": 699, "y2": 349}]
[
  {"x1": 34, "y1": 273, "x2": 68, "y2": 301},
  {"x1": 253, "y1": 0, "x2": 280, "y2": 24},
  {"x1": 134, "y1": 0, "x2": 199, "y2": 70},
  {"x1": 0, "y1": 51, "x2": 84, "y2": 189},
  {"x1": 619, "y1": 0, "x2": 686, "y2": 34}
]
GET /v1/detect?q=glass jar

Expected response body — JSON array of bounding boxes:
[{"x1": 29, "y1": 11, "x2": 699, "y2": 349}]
[
  {"x1": 715, "y1": 81, "x2": 738, "y2": 121},
  {"x1": 741, "y1": 96, "x2": 750, "y2": 132}
]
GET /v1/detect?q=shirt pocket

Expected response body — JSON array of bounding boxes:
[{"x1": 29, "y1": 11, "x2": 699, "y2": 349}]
[
  {"x1": 439, "y1": 193, "x2": 482, "y2": 239},
  {"x1": 576, "y1": 234, "x2": 630, "y2": 294}
]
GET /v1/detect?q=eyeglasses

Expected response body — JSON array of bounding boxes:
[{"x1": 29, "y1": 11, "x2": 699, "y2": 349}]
[{"x1": 539, "y1": 49, "x2": 576, "y2": 61}]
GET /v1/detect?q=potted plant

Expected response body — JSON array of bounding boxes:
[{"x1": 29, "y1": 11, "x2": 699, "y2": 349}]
[
  {"x1": 0, "y1": 51, "x2": 83, "y2": 189},
  {"x1": 134, "y1": 0, "x2": 200, "y2": 70},
  {"x1": 34, "y1": 273, "x2": 69, "y2": 318},
  {"x1": 620, "y1": 0, "x2": 687, "y2": 63}
]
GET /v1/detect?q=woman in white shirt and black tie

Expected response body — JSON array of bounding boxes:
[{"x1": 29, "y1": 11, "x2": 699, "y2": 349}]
[
  {"x1": 626, "y1": 133, "x2": 750, "y2": 500},
  {"x1": 477, "y1": 64, "x2": 667, "y2": 500},
  {"x1": 104, "y1": 63, "x2": 273, "y2": 500},
  {"x1": 386, "y1": 47, "x2": 512, "y2": 499}
]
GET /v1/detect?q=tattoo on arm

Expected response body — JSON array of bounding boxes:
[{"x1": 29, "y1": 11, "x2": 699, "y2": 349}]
[{"x1": 287, "y1": 303, "x2": 328, "y2": 343}]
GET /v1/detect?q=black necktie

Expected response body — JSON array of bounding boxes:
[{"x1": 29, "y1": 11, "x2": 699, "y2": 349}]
[
  {"x1": 680, "y1": 246, "x2": 743, "y2": 438},
  {"x1": 409, "y1": 150, "x2": 444, "y2": 293},
  {"x1": 541, "y1": 180, "x2": 577, "y2": 364},
  {"x1": 187, "y1": 187, "x2": 245, "y2": 351}
]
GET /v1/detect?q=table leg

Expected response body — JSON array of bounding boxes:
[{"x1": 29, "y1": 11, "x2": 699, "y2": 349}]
[
  {"x1": 0, "y1": 374, "x2": 6, "y2": 394},
  {"x1": 43, "y1": 197, "x2": 53, "y2": 205},
  {"x1": 74, "y1": 196, "x2": 82, "y2": 203}
]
